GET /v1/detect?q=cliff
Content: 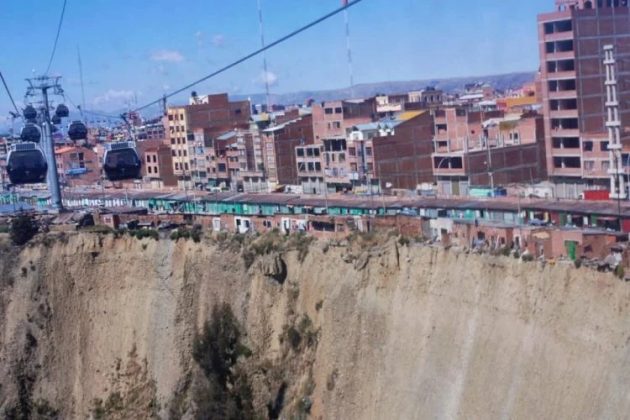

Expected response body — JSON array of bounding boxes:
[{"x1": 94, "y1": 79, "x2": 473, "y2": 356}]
[{"x1": 0, "y1": 232, "x2": 629, "y2": 419}]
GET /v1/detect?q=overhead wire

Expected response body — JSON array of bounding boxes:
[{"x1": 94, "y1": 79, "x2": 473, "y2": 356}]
[
  {"x1": 0, "y1": 71, "x2": 22, "y2": 117},
  {"x1": 131, "y1": 0, "x2": 365, "y2": 113},
  {"x1": 45, "y1": 0, "x2": 68, "y2": 75}
]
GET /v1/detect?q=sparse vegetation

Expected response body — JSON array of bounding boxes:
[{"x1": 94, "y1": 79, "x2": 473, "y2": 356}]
[
  {"x1": 615, "y1": 264, "x2": 625, "y2": 280},
  {"x1": 10, "y1": 214, "x2": 38, "y2": 246},
  {"x1": 130, "y1": 229, "x2": 159, "y2": 241},
  {"x1": 171, "y1": 225, "x2": 202, "y2": 243},
  {"x1": 283, "y1": 315, "x2": 317, "y2": 352},
  {"x1": 522, "y1": 254, "x2": 535, "y2": 262},
  {"x1": 192, "y1": 304, "x2": 254, "y2": 420}
]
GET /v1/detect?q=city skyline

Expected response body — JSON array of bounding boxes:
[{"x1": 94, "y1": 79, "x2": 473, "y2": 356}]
[{"x1": 0, "y1": 0, "x2": 549, "y2": 119}]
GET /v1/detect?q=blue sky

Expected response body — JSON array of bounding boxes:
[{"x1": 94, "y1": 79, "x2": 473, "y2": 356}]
[{"x1": 0, "y1": 0, "x2": 550, "y2": 119}]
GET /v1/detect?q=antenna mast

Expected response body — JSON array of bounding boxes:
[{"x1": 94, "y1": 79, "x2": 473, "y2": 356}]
[
  {"x1": 257, "y1": 0, "x2": 271, "y2": 111},
  {"x1": 343, "y1": 0, "x2": 355, "y2": 98}
]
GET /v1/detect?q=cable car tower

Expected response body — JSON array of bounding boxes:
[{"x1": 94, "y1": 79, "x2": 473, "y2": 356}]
[{"x1": 22, "y1": 75, "x2": 67, "y2": 211}]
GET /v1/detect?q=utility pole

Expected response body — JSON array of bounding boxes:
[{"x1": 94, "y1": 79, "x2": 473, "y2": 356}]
[{"x1": 25, "y1": 75, "x2": 64, "y2": 211}]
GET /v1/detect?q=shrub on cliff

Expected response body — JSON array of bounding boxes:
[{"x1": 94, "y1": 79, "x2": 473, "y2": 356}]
[
  {"x1": 192, "y1": 304, "x2": 254, "y2": 420},
  {"x1": 10, "y1": 214, "x2": 38, "y2": 246}
]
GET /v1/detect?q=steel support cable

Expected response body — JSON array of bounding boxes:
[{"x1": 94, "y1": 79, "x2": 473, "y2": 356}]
[
  {"x1": 45, "y1": 0, "x2": 68, "y2": 75},
  {"x1": 131, "y1": 0, "x2": 365, "y2": 113}
]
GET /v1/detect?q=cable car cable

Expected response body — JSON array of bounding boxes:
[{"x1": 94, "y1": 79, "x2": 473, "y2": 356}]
[
  {"x1": 0, "y1": 70, "x2": 22, "y2": 117},
  {"x1": 45, "y1": 0, "x2": 68, "y2": 75},
  {"x1": 131, "y1": 0, "x2": 365, "y2": 113}
]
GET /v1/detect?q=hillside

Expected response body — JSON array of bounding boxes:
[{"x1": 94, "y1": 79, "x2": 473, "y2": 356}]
[
  {"x1": 0, "y1": 231, "x2": 628, "y2": 419},
  {"x1": 236, "y1": 71, "x2": 536, "y2": 104}
]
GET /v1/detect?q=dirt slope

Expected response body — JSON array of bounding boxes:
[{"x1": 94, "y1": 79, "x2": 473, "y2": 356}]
[{"x1": 0, "y1": 232, "x2": 629, "y2": 419}]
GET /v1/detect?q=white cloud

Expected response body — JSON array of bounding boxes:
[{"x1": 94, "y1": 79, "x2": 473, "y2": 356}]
[
  {"x1": 92, "y1": 89, "x2": 139, "y2": 106},
  {"x1": 150, "y1": 49, "x2": 184, "y2": 63},
  {"x1": 211, "y1": 34, "x2": 225, "y2": 47},
  {"x1": 257, "y1": 71, "x2": 279, "y2": 87}
]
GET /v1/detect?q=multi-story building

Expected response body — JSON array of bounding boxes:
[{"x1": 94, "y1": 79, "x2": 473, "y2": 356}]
[
  {"x1": 54, "y1": 145, "x2": 100, "y2": 187},
  {"x1": 165, "y1": 105, "x2": 191, "y2": 186},
  {"x1": 538, "y1": 0, "x2": 630, "y2": 198},
  {"x1": 371, "y1": 111, "x2": 436, "y2": 190},
  {"x1": 165, "y1": 93, "x2": 251, "y2": 189},
  {"x1": 136, "y1": 139, "x2": 177, "y2": 189},
  {"x1": 262, "y1": 109, "x2": 315, "y2": 188},
  {"x1": 432, "y1": 108, "x2": 547, "y2": 196},
  {"x1": 309, "y1": 99, "x2": 375, "y2": 192}
]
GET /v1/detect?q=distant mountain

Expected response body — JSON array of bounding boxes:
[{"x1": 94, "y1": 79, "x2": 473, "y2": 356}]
[{"x1": 235, "y1": 71, "x2": 536, "y2": 105}]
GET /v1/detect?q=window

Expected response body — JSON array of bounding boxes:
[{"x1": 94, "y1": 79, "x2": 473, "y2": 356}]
[
  {"x1": 306, "y1": 148, "x2": 313, "y2": 157},
  {"x1": 334, "y1": 107, "x2": 342, "y2": 114},
  {"x1": 348, "y1": 147, "x2": 356, "y2": 156},
  {"x1": 171, "y1": 138, "x2": 175, "y2": 144},
  {"x1": 333, "y1": 121, "x2": 341, "y2": 129},
  {"x1": 235, "y1": 109, "x2": 242, "y2": 115},
  {"x1": 350, "y1": 163, "x2": 357, "y2": 171},
  {"x1": 583, "y1": 141, "x2": 593, "y2": 151},
  {"x1": 175, "y1": 163, "x2": 180, "y2": 170},
  {"x1": 183, "y1": 150, "x2": 187, "y2": 157},
  {"x1": 148, "y1": 166, "x2": 152, "y2": 174},
  {"x1": 315, "y1": 162, "x2": 321, "y2": 171},
  {"x1": 366, "y1": 147, "x2": 372, "y2": 156},
  {"x1": 600, "y1": 141, "x2": 609, "y2": 151},
  {"x1": 314, "y1": 148, "x2": 320, "y2": 157},
  {"x1": 172, "y1": 150, "x2": 177, "y2": 157},
  {"x1": 178, "y1": 150, "x2": 182, "y2": 156},
  {"x1": 339, "y1": 153, "x2": 346, "y2": 162},
  {"x1": 185, "y1": 163, "x2": 189, "y2": 170},
  {"x1": 168, "y1": 115, "x2": 174, "y2": 121},
  {"x1": 324, "y1": 108, "x2": 333, "y2": 115},
  {"x1": 583, "y1": 160, "x2": 595, "y2": 171},
  {"x1": 367, "y1": 163, "x2": 374, "y2": 172},
  {"x1": 297, "y1": 148, "x2": 305, "y2": 157}
]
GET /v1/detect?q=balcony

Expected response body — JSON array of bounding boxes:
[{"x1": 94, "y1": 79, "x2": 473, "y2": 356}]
[
  {"x1": 546, "y1": 51, "x2": 575, "y2": 61},
  {"x1": 550, "y1": 109, "x2": 579, "y2": 119},
  {"x1": 548, "y1": 90, "x2": 577, "y2": 100},
  {"x1": 551, "y1": 148, "x2": 581, "y2": 157},
  {"x1": 550, "y1": 128, "x2": 580, "y2": 137},
  {"x1": 546, "y1": 71, "x2": 576, "y2": 81},
  {"x1": 552, "y1": 166, "x2": 582, "y2": 177},
  {"x1": 543, "y1": 31, "x2": 574, "y2": 43}
]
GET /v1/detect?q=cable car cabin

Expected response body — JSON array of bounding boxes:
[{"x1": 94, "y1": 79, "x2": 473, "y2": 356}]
[
  {"x1": 103, "y1": 141, "x2": 141, "y2": 181},
  {"x1": 6, "y1": 143, "x2": 48, "y2": 185}
]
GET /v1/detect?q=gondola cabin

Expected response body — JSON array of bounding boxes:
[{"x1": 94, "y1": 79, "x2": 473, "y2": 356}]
[
  {"x1": 103, "y1": 141, "x2": 141, "y2": 181},
  {"x1": 6, "y1": 143, "x2": 48, "y2": 185}
]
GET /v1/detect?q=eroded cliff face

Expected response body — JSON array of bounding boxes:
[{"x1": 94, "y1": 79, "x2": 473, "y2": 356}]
[{"x1": 1, "y1": 232, "x2": 630, "y2": 419}]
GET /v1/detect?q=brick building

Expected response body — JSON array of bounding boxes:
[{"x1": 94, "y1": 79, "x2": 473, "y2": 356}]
[
  {"x1": 538, "y1": 0, "x2": 630, "y2": 197},
  {"x1": 372, "y1": 111, "x2": 435, "y2": 190},
  {"x1": 136, "y1": 139, "x2": 177, "y2": 189},
  {"x1": 262, "y1": 109, "x2": 314, "y2": 188},
  {"x1": 54, "y1": 145, "x2": 100, "y2": 187},
  {"x1": 165, "y1": 93, "x2": 251, "y2": 189},
  {"x1": 432, "y1": 108, "x2": 547, "y2": 195}
]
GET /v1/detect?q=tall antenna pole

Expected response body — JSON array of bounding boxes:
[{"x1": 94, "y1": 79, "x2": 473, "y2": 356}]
[
  {"x1": 257, "y1": 0, "x2": 271, "y2": 111},
  {"x1": 343, "y1": 0, "x2": 355, "y2": 98},
  {"x1": 77, "y1": 46, "x2": 86, "y2": 118}
]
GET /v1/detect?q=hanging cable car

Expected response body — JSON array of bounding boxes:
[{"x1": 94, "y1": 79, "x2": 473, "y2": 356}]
[
  {"x1": 6, "y1": 143, "x2": 48, "y2": 185},
  {"x1": 20, "y1": 123, "x2": 42, "y2": 143},
  {"x1": 51, "y1": 114, "x2": 62, "y2": 125},
  {"x1": 55, "y1": 104, "x2": 69, "y2": 118},
  {"x1": 23, "y1": 105, "x2": 37, "y2": 121},
  {"x1": 103, "y1": 141, "x2": 142, "y2": 181},
  {"x1": 68, "y1": 120, "x2": 88, "y2": 141}
]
